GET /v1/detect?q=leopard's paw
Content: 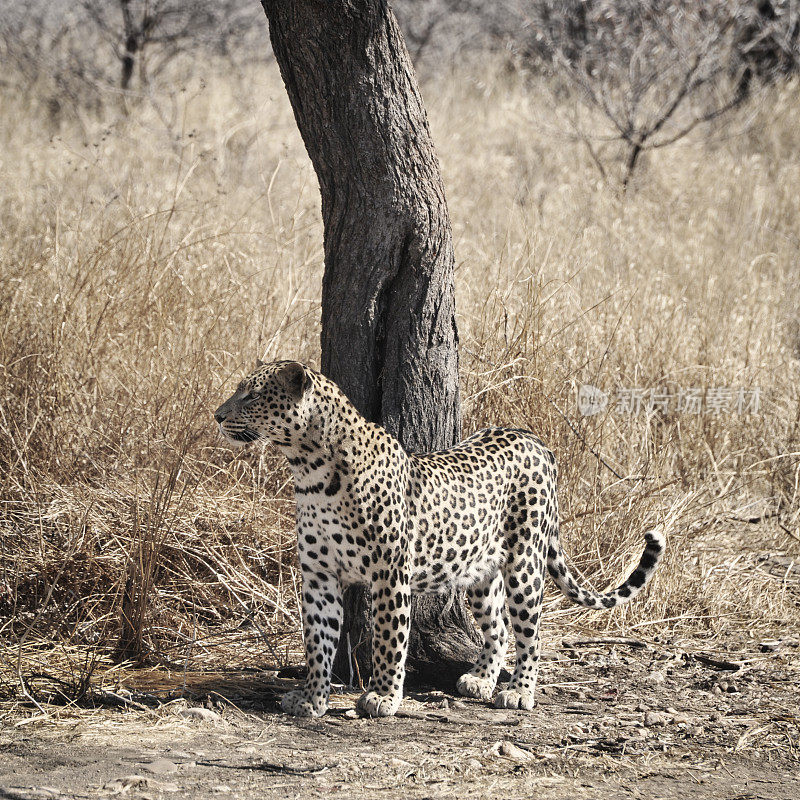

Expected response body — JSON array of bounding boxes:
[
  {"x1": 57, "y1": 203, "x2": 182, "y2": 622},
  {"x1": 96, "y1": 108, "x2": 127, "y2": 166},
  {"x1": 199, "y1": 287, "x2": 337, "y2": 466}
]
[
  {"x1": 456, "y1": 673, "x2": 496, "y2": 702},
  {"x1": 494, "y1": 688, "x2": 535, "y2": 710},
  {"x1": 281, "y1": 689, "x2": 326, "y2": 718},
  {"x1": 356, "y1": 690, "x2": 402, "y2": 718}
]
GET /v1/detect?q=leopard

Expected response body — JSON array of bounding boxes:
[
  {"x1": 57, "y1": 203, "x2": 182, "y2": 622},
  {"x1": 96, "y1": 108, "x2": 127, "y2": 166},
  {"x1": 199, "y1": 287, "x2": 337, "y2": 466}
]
[{"x1": 214, "y1": 360, "x2": 666, "y2": 718}]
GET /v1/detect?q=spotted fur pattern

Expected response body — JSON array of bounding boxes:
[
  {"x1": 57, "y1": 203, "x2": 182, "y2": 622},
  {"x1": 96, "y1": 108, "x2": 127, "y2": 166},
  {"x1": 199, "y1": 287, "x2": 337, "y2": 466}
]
[{"x1": 215, "y1": 361, "x2": 666, "y2": 718}]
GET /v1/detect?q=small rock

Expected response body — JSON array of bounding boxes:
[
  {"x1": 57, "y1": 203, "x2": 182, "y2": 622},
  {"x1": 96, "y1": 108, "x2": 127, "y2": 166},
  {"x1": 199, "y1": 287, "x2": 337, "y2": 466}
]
[
  {"x1": 344, "y1": 709, "x2": 358, "y2": 719},
  {"x1": 647, "y1": 670, "x2": 666, "y2": 685},
  {"x1": 466, "y1": 758, "x2": 483, "y2": 770},
  {"x1": 644, "y1": 711, "x2": 670, "y2": 727},
  {"x1": 759, "y1": 640, "x2": 783, "y2": 652},
  {"x1": 142, "y1": 759, "x2": 178, "y2": 776},
  {"x1": 498, "y1": 741, "x2": 534, "y2": 762},
  {"x1": 180, "y1": 708, "x2": 222, "y2": 723},
  {"x1": 568, "y1": 722, "x2": 588, "y2": 735},
  {"x1": 104, "y1": 775, "x2": 150, "y2": 794},
  {"x1": 688, "y1": 725, "x2": 704, "y2": 736},
  {"x1": 655, "y1": 651, "x2": 672, "y2": 661},
  {"x1": 211, "y1": 786, "x2": 232, "y2": 794}
]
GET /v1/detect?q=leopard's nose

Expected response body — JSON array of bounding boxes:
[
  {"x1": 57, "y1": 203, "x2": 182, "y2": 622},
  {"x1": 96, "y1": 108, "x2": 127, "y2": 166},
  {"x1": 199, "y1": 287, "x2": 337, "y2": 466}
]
[{"x1": 214, "y1": 407, "x2": 226, "y2": 424}]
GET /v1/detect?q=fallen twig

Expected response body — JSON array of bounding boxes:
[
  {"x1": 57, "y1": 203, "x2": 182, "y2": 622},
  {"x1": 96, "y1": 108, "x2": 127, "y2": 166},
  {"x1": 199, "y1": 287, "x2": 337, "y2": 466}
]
[
  {"x1": 692, "y1": 654, "x2": 743, "y2": 672},
  {"x1": 196, "y1": 760, "x2": 334, "y2": 775},
  {"x1": 562, "y1": 637, "x2": 649, "y2": 649}
]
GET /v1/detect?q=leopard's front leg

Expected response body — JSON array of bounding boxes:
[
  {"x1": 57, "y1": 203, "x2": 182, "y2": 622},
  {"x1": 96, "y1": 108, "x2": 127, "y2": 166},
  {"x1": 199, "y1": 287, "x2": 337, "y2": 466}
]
[
  {"x1": 356, "y1": 560, "x2": 411, "y2": 718},
  {"x1": 281, "y1": 568, "x2": 342, "y2": 718}
]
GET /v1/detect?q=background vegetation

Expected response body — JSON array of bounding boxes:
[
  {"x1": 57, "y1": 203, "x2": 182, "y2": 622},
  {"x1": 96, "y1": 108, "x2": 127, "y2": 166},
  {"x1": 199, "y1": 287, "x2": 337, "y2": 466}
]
[{"x1": 0, "y1": 0, "x2": 798, "y2": 706}]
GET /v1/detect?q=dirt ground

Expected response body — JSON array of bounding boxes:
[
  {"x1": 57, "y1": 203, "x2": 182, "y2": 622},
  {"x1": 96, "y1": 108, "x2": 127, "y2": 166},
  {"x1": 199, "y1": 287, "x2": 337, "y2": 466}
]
[{"x1": 2, "y1": 633, "x2": 798, "y2": 800}]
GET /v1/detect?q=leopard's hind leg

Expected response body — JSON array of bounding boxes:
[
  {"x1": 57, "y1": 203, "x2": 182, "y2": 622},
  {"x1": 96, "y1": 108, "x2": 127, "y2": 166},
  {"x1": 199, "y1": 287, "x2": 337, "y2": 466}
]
[
  {"x1": 457, "y1": 570, "x2": 508, "y2": 702},
  {"x1": 495, "y1": 517, "x2": 548, "y2": 710}
]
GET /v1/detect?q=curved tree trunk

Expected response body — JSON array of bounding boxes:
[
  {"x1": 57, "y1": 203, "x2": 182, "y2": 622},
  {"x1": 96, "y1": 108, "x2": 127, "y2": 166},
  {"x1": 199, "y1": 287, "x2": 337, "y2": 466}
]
[{"x1": 260, "y1": 0, "x2": 480, "y2": 688}]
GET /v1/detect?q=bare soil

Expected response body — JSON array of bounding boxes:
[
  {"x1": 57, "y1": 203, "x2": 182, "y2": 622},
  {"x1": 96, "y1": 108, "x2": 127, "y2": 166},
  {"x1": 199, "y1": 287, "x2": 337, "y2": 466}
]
[{"x1": 2, "y1": 633, "x2": 798, "y2": 800}]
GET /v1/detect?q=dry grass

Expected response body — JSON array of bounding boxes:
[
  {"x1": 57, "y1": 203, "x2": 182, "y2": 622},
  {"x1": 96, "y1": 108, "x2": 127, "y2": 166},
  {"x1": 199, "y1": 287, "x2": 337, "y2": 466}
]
[{"x1": 1, "y1": 58, "x2": 798, "y2": 705}]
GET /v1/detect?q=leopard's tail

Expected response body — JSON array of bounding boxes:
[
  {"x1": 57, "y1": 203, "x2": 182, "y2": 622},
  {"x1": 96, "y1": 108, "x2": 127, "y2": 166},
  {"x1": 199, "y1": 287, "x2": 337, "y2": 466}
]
[{"x1": 546, "y1": 527, "x2": 666, "y2": 609}]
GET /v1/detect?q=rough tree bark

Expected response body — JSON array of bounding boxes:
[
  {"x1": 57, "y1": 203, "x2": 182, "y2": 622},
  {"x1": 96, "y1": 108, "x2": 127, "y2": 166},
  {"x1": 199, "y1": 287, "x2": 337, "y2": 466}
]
[
  {"x1": 260, "y1": 0, "x2": 481, "y2": 688},
  {"x1": 119, "y1": 0, "x2": 137, "y2": 91}
]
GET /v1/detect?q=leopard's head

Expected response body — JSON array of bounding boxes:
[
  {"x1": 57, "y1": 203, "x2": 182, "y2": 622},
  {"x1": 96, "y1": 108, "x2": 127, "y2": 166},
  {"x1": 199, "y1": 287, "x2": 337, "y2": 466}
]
[{"x1": 214, "y1": 360, "x2": 312, "y2": 449}]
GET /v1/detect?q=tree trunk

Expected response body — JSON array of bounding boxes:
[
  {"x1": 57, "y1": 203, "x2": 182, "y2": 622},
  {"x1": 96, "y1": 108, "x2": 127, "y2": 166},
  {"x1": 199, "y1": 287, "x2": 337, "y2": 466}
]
[
  {"x1": 119, "y1": 0, "x2": 137, "y2": 91},
  {"x1": 260, "y1": 0, "x2": 480, "y2": 689}
]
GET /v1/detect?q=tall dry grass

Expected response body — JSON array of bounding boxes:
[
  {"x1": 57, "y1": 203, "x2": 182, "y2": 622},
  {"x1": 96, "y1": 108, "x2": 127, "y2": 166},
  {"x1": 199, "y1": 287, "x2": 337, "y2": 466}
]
[{"x1": 1, "y1": 58, "x2": 798, "y2": 703}]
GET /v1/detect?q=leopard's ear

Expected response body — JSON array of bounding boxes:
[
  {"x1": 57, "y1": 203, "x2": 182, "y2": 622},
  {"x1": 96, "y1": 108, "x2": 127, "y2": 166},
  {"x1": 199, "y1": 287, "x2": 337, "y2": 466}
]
[
  {"x1": 276, "y1": 361, "x2": 308, "y2": 398},
  {"x1": 254, "y1": 358, "x2": 265, "y2": 369}
]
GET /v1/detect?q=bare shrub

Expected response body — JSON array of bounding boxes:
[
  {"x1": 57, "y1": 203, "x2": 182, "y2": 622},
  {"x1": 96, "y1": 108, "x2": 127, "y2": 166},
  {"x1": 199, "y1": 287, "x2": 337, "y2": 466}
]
[
  {"x1": 0, "y1": 2, "x2": 106, "y2": 122},
  {"x1": 510, "y1": 1, "x2": 744, "y2": 188},
  {"x1": 0, "y1": 0, "x2": 266, "y2": 122},
  {"x1": 80, "y1": 0, "x2": 265, "y2": 92},
  {"x1": 395, "y1": 2, "x2": 799, "y2": 186},
  {"x1": 732, "y1": 0, "x2": 800, "y2": 100}
]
